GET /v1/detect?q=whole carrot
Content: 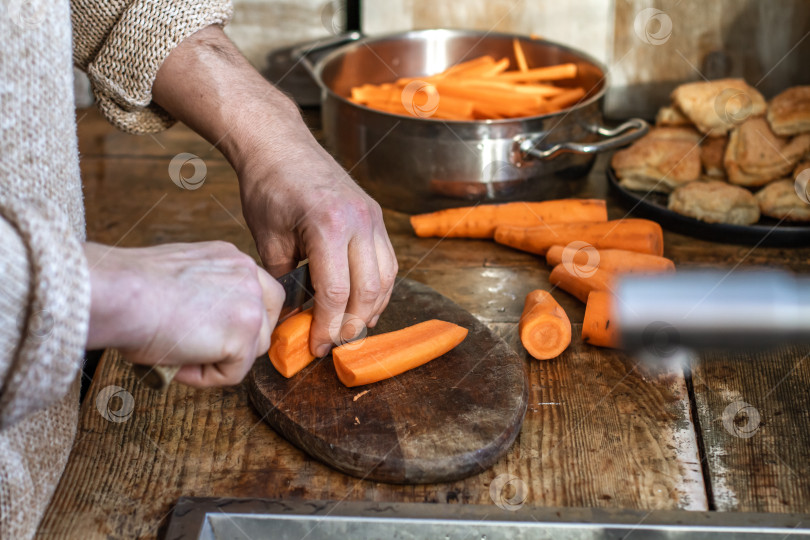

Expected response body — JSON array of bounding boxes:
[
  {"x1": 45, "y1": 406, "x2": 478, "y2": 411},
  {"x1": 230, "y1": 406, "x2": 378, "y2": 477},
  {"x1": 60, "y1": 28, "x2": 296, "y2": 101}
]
[
  {"x1": 410, "y1": 199, "x2": 607, "y2": 238},
  {"x1": 495, "y1": 219, "x2": 664, "y2": 256},
  {"x1": 545, "y1": 245, "x2": 675, "y2": 274},
  {"x1": 549, "y1": 264, "x2": 614, "y2": 303},
  {"x1": 519, "y1": 290, "x2": 571, "y2": 360}
]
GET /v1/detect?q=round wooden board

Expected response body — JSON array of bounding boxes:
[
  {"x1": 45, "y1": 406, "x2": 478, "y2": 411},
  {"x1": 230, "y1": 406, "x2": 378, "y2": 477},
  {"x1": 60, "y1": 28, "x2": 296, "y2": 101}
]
[{"x1": 247, "y1": 278, "x2": 529, "y2": 484}]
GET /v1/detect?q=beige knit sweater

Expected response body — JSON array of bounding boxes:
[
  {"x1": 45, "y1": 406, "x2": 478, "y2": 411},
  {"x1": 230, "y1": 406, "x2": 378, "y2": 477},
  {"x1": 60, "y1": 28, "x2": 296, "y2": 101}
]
[{"x1": 0, "y1": 1, "x2": 232, "y2": 537}]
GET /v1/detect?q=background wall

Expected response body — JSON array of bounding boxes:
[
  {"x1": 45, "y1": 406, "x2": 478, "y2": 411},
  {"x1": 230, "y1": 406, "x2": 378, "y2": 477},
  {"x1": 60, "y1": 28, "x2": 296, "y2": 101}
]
[{"x1": 75, "y1": 0, "x2": 810, "y2": 119}]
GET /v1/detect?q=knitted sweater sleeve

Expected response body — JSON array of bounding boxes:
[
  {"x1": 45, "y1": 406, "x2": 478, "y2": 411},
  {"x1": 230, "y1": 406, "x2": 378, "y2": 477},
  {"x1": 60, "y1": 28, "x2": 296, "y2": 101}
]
[
  {"x1": 0, "y1": 195, "x2": 90, "y2": 430},
  {"x1": 70, "y1": 0, "x2": 233, "y2": 134}
]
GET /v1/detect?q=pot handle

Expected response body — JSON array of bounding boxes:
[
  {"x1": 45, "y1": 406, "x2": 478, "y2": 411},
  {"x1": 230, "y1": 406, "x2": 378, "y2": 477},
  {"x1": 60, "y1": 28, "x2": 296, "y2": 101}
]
[
  {"x1": 516, "y1": 118, "x2": 650, "y2": 161},
  {"x1": 291, "y1": 31, "x2": 364, "y2": 81}
]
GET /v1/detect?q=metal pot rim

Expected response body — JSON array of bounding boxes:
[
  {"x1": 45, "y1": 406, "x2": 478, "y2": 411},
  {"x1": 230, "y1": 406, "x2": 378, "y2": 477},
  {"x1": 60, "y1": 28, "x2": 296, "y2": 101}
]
[{"x1": 310, "y1": 28, "x2": 610, "y2": 125}]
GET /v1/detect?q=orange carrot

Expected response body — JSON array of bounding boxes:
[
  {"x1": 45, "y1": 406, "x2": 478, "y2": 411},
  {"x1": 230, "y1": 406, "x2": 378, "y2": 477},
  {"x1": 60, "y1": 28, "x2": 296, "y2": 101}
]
[
  {"x1": 545, "y1": 246, "x2": 675, "y2": 274},
  {"x1": 519, "y1": 290, "x2": 571, "y2": 360},
  {"x1": 548, "y1": 264, "x2": 614, "y2": 303},
  {"x1": 443, "y1": 55, "x2": 497, "y2": 77},
  {"x1": 496, "y1": 63, "x2": 578, "y2": 82},
  {"x1": 513, "y1": 38, "x2": 529, "y2": 72},
  {"x1": 332, "y1": 320, "x2": 468, "y2": 387},
  {"x1": 544, "y1": 87, "x2": 587, "y2": 110},
  {"x1": 494, "y1": 219, "x2": 664, "y2": 256},
  {"x1": 268, "y1": 309, "x2": 316, "y2": 378},
  {"x1": 582, "y1": 291, "x2": 620, "y2": 348},
  {"x1": 410, "y1": 199, "x2": 607, "y2": 238}
]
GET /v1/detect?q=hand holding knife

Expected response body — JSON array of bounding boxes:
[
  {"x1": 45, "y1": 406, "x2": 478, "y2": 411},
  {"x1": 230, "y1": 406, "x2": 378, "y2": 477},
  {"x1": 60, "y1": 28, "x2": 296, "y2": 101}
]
[{"x1": 131, "y1": 263, "x2": 315, "y2": 390}]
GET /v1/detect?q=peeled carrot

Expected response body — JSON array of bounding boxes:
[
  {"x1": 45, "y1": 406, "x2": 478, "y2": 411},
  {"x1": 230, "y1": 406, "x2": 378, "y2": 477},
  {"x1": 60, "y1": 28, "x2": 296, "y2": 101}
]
[
  {"x1": 545, "y1": 246, "x2": 675, "y2": 274},
  {"x1": 332, "y1": 320, "x2": 468, "y2": 387},
  {"x1": 582, "y1": 291, "x2": 620, "y2": 348},
  {"x1": 268, "y1": 309, "x2": 316, "y2": 378},
  {"x1": 410, "y1": 199, "x2": 608, "y2": 238},
  {"x1": 349, "y1": 54, "x2": 582, "y2": 120},
  {"x1": 496, "y1": 63, "x2": 578, "y2": 82},
  {"x1": 519, "y1": 290, "x2": 571, "y2": 360},
  {"x1": 548, "y1": 264, "x2": 614, "y2": 303},
  {"x1": 494, "y1": 219, "x2": 664, "y2": 256},
  {"x1": 513, "y1": 38, "x2": 530, "y2": 73}
]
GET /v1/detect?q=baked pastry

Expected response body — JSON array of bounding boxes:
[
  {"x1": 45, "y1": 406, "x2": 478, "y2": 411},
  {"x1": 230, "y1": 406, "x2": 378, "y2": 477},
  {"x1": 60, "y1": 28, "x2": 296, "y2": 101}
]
[
  {"x1": 755, "y1": 179, "x2": 810, "y2": 221},
  {"x1": 668, "y1": 180, "x2": 760, "y2": 225},
  {"x1": 795, "y1": 160, "x2": 810, "y2": 180},
  {"x1": 656, "y1": 106, "x2": 691, "y2": 127},
  {"x1": 671, "y1": 79, "x2": 766, "y2": 137},
  {"x1": 767, "y1": 86, "x2": 810, "y2": 136},
  {"x1": 700, "y1": 136, "x2": 727, "y2": 178},
  {"x1": 724, "y1": 117, "x2": 810, "y2": 187},
  {"x1": 611, "y1": 128, "x2": 701, "y2": 192}
]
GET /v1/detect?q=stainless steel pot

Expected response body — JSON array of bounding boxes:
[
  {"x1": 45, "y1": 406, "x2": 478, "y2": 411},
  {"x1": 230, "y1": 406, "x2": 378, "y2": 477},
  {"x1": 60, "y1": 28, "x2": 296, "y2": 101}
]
[{"x1": 298, "y1": 29, "x2": 649, "y2": 213}]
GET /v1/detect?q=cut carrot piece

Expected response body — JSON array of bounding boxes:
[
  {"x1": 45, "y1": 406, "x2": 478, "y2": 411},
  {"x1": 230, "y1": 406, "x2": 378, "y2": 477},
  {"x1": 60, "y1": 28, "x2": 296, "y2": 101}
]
[
  {"x1": 549, "y1": 264, "x2": 614, "y2": 303},
  {"x1": 545, "y1": 246, "x2": 675, "y2": 274},
  {"x1": 513, "y1": 38, "x2": 529, "y2": 73},
  {"x1": 443, "y1": 55, "x2": 496, "y2": 77},
  {"x1": 332, "y1": 320, "x2": 468, "y2": 387},
  {"x1": 519, "y1": 290, "x2": 571, "y2": 360},
  {"x1": 544, "y1": 87, "x2": 587, "y2": 110},
  {"x1": 410, "y1": 199, "x2": 607, "y2": 238},
  {"x1": 268, "y1": 309, "x2": 316, "y2": 378},
  {"x1": 582, "y1": 291, "x2": 620, "y2": 348},
  {"x1": 494, "y1": 219, "x2": 664, "y2": 256},
  {"x1": 496, "y1": 63, "x2": 578, "y2": 82}
]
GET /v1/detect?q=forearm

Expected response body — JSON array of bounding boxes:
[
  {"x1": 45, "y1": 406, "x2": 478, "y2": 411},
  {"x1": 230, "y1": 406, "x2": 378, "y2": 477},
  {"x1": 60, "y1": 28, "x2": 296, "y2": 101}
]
[{"x1": 152, "y1": 25, "x2": 306, "y2": 175}]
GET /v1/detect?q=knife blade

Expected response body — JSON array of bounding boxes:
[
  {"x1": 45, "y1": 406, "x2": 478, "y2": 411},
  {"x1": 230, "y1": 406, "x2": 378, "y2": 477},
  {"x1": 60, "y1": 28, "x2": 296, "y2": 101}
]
[{"x1": 132, "y1": 262, "x2": 316, "y2": 390}]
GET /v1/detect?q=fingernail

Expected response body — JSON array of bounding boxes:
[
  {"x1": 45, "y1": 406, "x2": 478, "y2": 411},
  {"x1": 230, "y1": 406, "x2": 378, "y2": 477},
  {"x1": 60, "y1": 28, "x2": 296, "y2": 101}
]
[{"x1": 316, "y1": 344, "x2": 331, "y2": 357}]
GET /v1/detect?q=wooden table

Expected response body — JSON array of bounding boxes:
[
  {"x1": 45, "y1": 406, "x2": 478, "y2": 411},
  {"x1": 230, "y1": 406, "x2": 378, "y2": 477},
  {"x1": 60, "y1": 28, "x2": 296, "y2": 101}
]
[{"x1": 39, "y1": 109, "x2": 810, "y2": 538}]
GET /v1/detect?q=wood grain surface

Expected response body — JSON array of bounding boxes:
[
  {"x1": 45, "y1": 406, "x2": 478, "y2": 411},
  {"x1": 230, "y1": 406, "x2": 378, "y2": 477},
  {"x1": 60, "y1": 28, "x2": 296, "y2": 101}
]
[
  {"x1": 37, "y1": 109, "x2": 810, "y2": 539},
  {"x1": 248, "y1": 278, "x2": 529, "y2": 484}
]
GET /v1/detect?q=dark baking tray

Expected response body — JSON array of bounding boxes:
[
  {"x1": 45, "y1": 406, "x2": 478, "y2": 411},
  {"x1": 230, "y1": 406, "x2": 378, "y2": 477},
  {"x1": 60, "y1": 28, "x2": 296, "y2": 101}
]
[{"x1": 607, "y1": 167, "x2": 810, "y2": 247}]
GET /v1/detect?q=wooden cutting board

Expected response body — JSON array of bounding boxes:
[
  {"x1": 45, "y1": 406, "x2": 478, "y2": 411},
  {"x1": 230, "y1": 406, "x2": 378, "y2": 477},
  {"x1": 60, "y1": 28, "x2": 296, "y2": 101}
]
[{"x1": 247, "y1": 278, "x2": 528, "y2": 484}]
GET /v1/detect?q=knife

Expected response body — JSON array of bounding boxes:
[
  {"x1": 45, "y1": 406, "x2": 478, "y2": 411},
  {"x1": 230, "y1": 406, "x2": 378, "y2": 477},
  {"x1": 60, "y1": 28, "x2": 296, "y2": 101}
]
[{"x1": 131, "y1": 263, "x2": 315, "y2": 390}]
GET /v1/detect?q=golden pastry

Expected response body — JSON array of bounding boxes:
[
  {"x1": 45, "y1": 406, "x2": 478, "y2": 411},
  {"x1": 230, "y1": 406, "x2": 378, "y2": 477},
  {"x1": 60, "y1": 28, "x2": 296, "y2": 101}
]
[{"x1": 668, "y1": 180, "x2": 760, "y2": 225}]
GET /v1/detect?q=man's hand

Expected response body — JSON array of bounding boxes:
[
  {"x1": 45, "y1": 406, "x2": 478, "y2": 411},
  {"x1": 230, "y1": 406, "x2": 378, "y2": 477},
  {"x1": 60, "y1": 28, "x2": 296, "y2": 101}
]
[
  {"x1": 152, "y1": 26, "x2": 397, "y2": 357},
  {"x1": 85, "y1": 242, "x2": 285, "y2": 387}
]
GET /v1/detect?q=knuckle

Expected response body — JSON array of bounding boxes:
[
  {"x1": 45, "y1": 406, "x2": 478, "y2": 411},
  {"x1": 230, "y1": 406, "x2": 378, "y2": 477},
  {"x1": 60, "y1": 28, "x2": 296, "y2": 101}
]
[
  {"x1": 233, "y1": 300, "x2": 265, "y2": 334},
  {"x1": 322, "y1": 284, "x2": 351, "y2": 306},
  {"x1": 357, "y1": 281, "x2": 381, "y2": 303}
]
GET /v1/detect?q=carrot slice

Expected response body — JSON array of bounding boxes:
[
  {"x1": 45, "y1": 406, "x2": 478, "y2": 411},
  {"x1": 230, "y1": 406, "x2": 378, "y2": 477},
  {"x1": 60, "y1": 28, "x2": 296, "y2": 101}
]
[
  {"x1": 268, "y1": 309, "x2": 316, "y2": 378},
  {"x1": 549, "y1": 264, "x2": 614, "y2": 303},
  {"x1": 545, "y1": 246, "x2": 675, "y2": 274},
  {"x1": 519, "y1": 290, "x2": 571, "y2": 360},
  {"x1": 410, "y1": 199, "x2": 607, "y2": 238},
  {"x1": 513, "y1": 38, "x2": 529, "y2": 73},
  {"x1": 332, "y1": 320, "x2": 468, "y2": 387},
  {"x1": 582, "y1": 291, "x2": 620, "y2": 348},
  {"x1": 494, "y1": 219, "x2": 664, "y2": 256},
  {"x1": 544, "y1": 87, "x2": 586, "y2": 111}
]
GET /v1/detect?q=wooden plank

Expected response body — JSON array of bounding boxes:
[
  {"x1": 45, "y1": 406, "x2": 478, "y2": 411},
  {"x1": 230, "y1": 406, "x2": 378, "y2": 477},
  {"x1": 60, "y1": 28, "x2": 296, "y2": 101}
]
[{"x1": 691, "y1": 346, "x2": 810, "y2": 512}]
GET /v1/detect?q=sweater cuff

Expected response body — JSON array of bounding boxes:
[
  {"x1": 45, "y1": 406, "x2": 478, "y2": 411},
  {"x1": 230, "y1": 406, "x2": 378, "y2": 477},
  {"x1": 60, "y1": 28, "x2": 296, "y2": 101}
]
[
  {"x1": 87, "y1": 0, "x2": 233, "y2": 134},
  {"x1": 0, "y1": 195, "x2": 90, "y2": 429}
]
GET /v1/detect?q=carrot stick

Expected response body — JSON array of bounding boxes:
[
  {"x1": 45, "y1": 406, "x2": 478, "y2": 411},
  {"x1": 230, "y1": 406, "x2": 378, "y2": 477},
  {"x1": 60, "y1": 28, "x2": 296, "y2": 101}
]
[
  {"x1": 443, "y1": 55, "x2": 496, "y2": 77},
  {"x1": 494, "y1": 219, "x2": 664, "y2": 256},
  {"x1": 268, "y1": 309, "x2": 316, "y2": 378},
  {"x1": 545, "y1": 246, "x2": 675, "y2": 274},
  {"x1": 544, "y1": 87, "x2": 586, "y2": 111},
  {"x1": 497, "y1": 63, "x2": 578, "y2": 82},
  {"x1": 519, "y1": 290, "x2": 571, "y2": 360},
  {"x1": 513, "y1": 38, "x2": 529, "y2": 72},
  {"x1": 435, "y1": 79, "x2": 543, "y2": 110},
  {"x1": 332, "y1": 320, "x2": 468, "y2": 387},
  {"x1": 549, "y1": 264, "x2": 614, "y2": 303},
  {"x1": 582, "y1": 291, "x2": 620, "y2": 348},
  {"x1": 410, "y1": 199, "x2": 608, "y2": 238}
]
